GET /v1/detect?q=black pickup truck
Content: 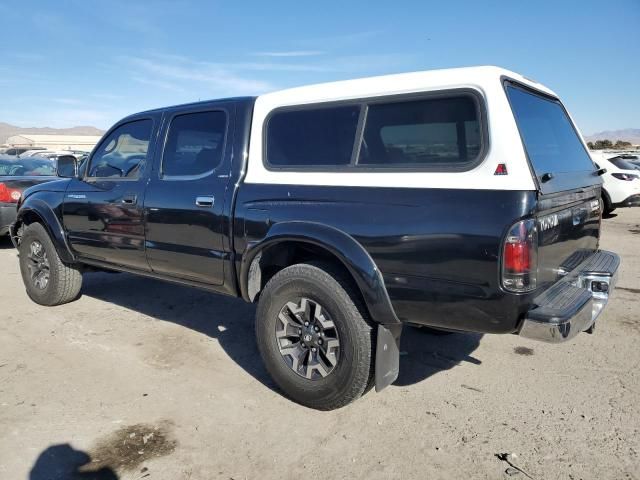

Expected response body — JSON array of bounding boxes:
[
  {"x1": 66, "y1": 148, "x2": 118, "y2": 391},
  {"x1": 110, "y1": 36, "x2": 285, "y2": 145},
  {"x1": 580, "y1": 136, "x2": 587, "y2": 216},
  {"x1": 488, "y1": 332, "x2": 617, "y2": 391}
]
[{"x1": 11, "y1": 67, "x2": 620, "y2": 410}]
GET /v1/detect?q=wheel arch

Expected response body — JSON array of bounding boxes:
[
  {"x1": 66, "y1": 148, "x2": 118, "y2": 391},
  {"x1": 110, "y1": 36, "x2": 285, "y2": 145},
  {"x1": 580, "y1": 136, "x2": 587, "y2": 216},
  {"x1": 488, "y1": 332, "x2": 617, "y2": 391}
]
[
  {"x1": 240, "y1": 221, "x2": 400, "y2": 325},
  {"x1": 13, "y1": 198, "x2": 75, "y2": 264}
]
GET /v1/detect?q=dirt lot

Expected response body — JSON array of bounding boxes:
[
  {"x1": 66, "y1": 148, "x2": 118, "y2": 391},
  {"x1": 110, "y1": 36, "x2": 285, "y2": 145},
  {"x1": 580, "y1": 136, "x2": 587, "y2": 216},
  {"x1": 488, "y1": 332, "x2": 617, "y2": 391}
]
[{"x1": 1, "y1": 210, "x2": 639, "y2": 480}]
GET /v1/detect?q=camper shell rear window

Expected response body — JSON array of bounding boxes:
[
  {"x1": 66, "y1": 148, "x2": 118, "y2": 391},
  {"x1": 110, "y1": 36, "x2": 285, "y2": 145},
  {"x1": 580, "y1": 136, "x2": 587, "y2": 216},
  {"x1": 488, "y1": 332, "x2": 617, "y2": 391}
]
[{"x1": 505, "y1": 80, "x2": 597, "y2": 193}]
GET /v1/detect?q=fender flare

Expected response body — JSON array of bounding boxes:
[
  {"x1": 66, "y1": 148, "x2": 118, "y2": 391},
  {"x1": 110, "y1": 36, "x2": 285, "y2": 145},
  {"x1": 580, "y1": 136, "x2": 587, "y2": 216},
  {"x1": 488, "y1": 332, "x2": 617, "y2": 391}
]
[
  {"x1": 13, "y1": 198, "x2": 76, "y2": 264},
  {"x1": 240, "y1": 221, "x2": 401, "y2": 326}
]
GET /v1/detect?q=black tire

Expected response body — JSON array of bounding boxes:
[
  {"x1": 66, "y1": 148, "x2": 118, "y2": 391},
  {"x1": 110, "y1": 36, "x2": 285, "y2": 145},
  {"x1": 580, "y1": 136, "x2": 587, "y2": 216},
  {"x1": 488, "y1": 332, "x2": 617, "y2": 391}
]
[
  {"x1": 255, "y1": 262, "x2": 374, "y2": 410},
  {"x1": 601, "y1": 192, "x2": 615, "y2": 215},
  {"x1": 18, "y1": 223, "x2": 82, "y2": 306}
]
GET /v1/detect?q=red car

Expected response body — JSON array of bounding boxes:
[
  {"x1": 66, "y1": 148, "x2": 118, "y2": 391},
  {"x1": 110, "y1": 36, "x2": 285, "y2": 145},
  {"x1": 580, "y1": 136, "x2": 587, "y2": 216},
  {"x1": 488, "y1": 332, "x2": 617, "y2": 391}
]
[{"x1": 0, "y1": 155, "x2": 60, "y2": 236}]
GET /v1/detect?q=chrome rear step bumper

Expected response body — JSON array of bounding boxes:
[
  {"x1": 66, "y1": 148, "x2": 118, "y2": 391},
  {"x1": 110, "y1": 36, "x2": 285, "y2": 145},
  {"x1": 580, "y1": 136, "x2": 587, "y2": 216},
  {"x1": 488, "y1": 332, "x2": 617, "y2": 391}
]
[{"x1": 519, "y1": 250, "x2": 620, "y2": 343}]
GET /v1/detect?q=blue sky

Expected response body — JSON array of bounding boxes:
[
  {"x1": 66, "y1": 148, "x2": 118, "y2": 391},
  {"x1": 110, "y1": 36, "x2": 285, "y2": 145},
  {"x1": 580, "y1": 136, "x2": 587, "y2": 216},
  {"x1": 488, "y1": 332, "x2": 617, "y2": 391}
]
[{"x1": 1, "y1": 0, "x2": 638, "y2": 135}]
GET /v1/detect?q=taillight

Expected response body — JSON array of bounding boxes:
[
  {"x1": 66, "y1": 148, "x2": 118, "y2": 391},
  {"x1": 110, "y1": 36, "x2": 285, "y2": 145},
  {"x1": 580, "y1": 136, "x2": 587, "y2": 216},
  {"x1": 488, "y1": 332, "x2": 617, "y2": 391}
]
[
  {"x1": 0, "y1": 183, "x2": 22, "y2": 203},
  {"x1": 611, "y1": 172, "x2": 638, "y2": 181},
  {"x1": 502, "y1": 219, "x2": 537, "y2": 292}
]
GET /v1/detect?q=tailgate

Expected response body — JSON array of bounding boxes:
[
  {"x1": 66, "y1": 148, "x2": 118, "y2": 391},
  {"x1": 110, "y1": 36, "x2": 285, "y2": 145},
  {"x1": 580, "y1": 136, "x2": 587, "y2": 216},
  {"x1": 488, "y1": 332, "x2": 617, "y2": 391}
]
[
  {"x1": 535, "y1": 186, "x2": 601, "y2": 288},
  {"x1": 505, "y1": 81, "x2": 605, "y2": 289}
]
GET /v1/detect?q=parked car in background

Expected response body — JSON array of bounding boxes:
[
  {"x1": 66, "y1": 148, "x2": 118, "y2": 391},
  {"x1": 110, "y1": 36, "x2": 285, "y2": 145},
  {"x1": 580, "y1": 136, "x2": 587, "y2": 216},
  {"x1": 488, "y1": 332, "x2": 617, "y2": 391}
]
[
  {"x1": 0, "y1": 155, "x2": 64, "y2": 236},
  {"x1": 31, "y1": 151, "x2": 82, "y2": 162},
  {"x1": 18, "y1": 149, "x2": 54, "y2": 158},
  {"x1": 591, "y1": 152, "x2": 640, "y2": 214},
  {"x1": 606, "y1": 155, "x2": 640, "y2": 171},
  {"x1": 2, "y1": 147, "x2": 46, "y2": 156},
  {"x1": 618, "y1": 154, "x2": 640, "y2": 169},
  {"x1": 20, "y1": 150, "x2": 88, "y2": 160}
]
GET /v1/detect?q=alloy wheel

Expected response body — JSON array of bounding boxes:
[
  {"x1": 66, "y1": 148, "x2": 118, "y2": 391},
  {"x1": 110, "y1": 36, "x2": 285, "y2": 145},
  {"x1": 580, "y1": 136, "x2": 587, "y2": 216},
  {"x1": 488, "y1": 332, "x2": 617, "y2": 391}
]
[
  {"x1": 275, "y1": 297, "x2": 340, "y2": 380},
  {"x1": 26, "y1": 240, "x2": 50, "y2": 290}
]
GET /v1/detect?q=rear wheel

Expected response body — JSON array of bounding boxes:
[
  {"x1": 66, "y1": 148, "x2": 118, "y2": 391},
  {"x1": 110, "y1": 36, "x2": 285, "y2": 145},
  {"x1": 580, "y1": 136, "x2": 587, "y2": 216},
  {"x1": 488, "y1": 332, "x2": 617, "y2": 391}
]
[
  {"x1": 18, "y1": 223, "x2": 82, "y2": 306},
  {"x1": 255, "y1": 262, "x2": 374, "y2": 410}
]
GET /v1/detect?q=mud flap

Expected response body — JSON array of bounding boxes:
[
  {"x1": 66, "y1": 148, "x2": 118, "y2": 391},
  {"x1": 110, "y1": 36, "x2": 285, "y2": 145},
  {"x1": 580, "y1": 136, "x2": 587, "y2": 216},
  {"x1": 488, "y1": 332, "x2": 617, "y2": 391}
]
[{"x1": 375, "y1": 324, "x2": 402, "y2": 392}]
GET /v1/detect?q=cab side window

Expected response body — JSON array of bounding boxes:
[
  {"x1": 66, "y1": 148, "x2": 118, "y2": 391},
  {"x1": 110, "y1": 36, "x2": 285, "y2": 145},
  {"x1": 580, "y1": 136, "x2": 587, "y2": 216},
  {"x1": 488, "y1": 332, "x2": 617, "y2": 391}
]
[
  {"x1": 88, "y1": 119, "x2": 152, "y2": 179},
  {"x1": 162, "y1": 111, "x2": 227, "y2": 178}
]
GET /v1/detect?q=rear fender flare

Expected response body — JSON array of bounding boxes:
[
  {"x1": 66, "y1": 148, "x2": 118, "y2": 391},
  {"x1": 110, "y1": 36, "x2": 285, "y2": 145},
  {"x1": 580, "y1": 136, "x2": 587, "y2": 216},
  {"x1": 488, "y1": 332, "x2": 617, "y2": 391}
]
[{"x1": 241, "y1": 221, "x2": 400, "y2": 326}]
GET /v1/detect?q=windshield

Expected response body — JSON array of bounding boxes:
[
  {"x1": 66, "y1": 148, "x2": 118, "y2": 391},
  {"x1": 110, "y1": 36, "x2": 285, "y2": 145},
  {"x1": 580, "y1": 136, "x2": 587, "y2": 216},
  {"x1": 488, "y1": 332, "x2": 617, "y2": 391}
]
[
  {"x1": 0, "y1": 158, "x2": 56, "y2": 176},
  {"x1": 506, "y1": 84, "x2": 595, "y2": 185}
]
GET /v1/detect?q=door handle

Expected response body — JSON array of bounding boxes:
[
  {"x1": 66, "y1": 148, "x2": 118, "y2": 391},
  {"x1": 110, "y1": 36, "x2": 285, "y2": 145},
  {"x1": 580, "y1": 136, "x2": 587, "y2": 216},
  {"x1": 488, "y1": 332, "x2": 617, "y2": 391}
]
[
  {"x1": 195, "y1": 195, "x2": 215, "y2": 208},
  {"x1": 122, "y1": 193, "x2": 137, "y2": 205}
]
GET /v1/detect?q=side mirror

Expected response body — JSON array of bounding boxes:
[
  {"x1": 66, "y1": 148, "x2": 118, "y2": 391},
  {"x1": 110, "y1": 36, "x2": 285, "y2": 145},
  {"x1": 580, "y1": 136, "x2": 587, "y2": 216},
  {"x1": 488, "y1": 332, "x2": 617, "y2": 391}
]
[{"x1": 57, "y1": 155, "x2": 78, "y2": 178}]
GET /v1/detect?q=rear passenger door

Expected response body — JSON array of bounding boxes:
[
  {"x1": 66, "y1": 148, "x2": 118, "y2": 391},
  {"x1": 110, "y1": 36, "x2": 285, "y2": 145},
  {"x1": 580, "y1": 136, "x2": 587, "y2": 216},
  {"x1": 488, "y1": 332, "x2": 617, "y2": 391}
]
[{"x1": 143, "y1": 103, "x2": 234, "y2": 285}]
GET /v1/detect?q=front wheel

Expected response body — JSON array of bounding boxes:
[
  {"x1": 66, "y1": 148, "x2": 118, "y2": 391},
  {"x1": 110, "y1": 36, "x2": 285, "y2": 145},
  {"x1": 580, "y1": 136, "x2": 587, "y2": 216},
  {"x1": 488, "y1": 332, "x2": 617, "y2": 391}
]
[
  {"x1": 601, "y1": 193, "x2": 615, "y2": 215},
  {"x1": 255, "y1": 262, "x2": 374, "y2": 410},
  {"x1": 18, "y1": 223, "x2": 83, "y2": 306}
]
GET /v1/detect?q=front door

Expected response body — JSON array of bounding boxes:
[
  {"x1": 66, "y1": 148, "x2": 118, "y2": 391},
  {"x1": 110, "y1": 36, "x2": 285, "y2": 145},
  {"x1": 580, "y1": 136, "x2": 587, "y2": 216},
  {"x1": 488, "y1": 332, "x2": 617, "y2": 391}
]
[
  {"x1": 143, "y1": 104, "x2": 234, "y2": 285},
  {"x1": 63, "y1": 116, "x2": 158, "y2": 271}
]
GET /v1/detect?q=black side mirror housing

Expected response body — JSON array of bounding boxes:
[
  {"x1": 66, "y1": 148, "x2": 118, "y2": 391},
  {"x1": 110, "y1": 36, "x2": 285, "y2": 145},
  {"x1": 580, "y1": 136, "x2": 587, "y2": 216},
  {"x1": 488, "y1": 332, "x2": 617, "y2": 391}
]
[{"x1": 57, "y1": 155, "x2": 78, "y2": 178}]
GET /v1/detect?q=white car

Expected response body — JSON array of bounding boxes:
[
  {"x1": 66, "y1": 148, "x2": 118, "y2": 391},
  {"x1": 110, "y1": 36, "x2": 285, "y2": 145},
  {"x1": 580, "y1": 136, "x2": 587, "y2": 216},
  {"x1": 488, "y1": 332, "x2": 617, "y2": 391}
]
[
  {"x1": 19, "y1": 149, "x2": 87, "y2": 159},
  {"x1": 590, "y1": 151, "x2": 640, "y2": 214}
]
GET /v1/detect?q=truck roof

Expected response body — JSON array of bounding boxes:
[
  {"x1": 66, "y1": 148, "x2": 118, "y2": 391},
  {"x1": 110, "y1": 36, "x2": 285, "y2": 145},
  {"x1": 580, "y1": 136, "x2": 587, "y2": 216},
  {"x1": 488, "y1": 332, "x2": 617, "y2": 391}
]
[
  {"x1": 131, "y1": 96, "x2": 257, "y2": 117},
  {"x1": 257, "y1": 65, "x2": 557, "y2": 107}
]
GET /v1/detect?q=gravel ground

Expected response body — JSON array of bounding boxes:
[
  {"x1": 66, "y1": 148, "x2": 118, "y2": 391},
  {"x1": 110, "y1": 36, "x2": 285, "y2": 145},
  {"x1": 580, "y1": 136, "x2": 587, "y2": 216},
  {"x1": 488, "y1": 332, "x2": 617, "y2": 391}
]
[{"x1": 1, "y1": 209, "x2": 639, "y2": 480}]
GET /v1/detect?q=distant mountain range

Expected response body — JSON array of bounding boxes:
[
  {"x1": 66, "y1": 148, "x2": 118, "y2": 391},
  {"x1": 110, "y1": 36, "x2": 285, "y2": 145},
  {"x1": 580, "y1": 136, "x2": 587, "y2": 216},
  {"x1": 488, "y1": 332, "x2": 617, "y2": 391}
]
[
  {"x1": 0, "y1": 122, "x2": 105, "y2": 145},
  {"x1": 584, "y1": 128, "x2": 640, "y2": 144}
]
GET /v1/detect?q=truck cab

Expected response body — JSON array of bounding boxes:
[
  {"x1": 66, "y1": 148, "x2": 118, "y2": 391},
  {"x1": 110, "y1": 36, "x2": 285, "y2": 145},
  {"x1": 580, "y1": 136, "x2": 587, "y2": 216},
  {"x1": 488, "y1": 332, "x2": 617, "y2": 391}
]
[{"x1": 58, "y1": 100, "x2": 254, "y2": 292}]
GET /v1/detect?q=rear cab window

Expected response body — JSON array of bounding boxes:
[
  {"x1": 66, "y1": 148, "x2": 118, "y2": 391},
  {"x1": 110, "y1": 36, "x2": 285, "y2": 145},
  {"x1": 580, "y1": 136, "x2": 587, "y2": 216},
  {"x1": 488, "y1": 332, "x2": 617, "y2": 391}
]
[
  {"x1": 161, "y1": 110, "x2": 227, "y2": 178},
  {"x1": 505, "y1": 82, "x2": 597, "y2": 194}
]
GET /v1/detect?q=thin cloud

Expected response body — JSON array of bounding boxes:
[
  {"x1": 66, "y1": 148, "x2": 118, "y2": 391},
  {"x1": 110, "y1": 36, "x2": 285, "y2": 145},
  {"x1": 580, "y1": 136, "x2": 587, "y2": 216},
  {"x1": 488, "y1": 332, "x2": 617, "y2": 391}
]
[
  {"x1": 303, "y1": 30, "x2": 386, "y2": 48},
  {"x1": 231, "y1": 62, "x2": 333, "y2": 73},
  {"x1": 329, "y1": 53, "x2": 422, "y2": 72},
  {"x1": 131, "y1": 75, "x2": 188, "y2": 93},
  {"x1": 51, "y1": 98, "x2": 85, "y2": 106},
  {"x1": 7, "y1": 52, "x2": 45, "y2": 62},
  {"x1": 69, "y1": 0, "x2": 164, "y2": 37},
  {"x1": 117, "y1": 49, "x2": 422, "y2": 102},
  {"x1": 90, "y1": 93, "x2": 125, "y2": 101},
  {"x1": 32, "y1": 11, "x2": 65, "y2": 30},
  {"x1": 143, "y1": 52, "x2": 331, "y2": 73},
  {"x1": 254, "y1": 50, "x2": 325, "y2": 58},
  {"x1": 121, "y1": 55, "x2": 276, "y2": 94}
]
